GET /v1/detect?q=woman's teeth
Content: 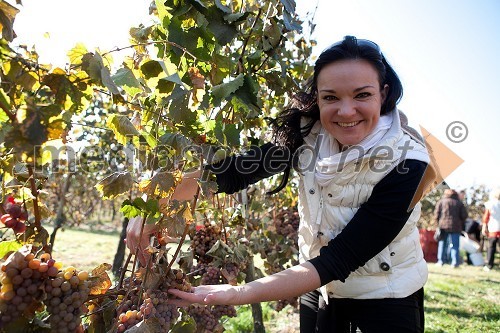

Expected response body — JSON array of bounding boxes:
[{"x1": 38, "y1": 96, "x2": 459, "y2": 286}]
[{"x1": 337, "y1": 121, "x2": 360, "y2": 127}]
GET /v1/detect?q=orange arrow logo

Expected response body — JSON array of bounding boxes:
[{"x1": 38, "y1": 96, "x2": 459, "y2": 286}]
[{"x1": 409, "y1": 126, "x2": 464, "y2": 210}]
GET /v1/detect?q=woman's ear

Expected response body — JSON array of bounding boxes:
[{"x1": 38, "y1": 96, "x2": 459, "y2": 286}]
[{"x1": 381, "y1": 84, "x2": 389, "y2": 104}]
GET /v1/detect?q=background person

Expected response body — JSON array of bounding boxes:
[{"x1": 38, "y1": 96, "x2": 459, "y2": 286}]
[
  {"x1": 434, "y1": 189, "x2": 468, "y2": 267},
  {"x1": 482, "y1": 188, "x2": 500, "y2": 271},
  {"x1": 128, "y1": 36, "x2": 436, "y2": 333}
]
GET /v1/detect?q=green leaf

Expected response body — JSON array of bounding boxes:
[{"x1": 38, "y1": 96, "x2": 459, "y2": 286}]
[
  {"x1": 223, "y1": 12, "x2": 249, "y2": 24},
  {"x1": 81, "y1": 52, "x2": 104, "y2": 82},
  {"x1": 158, "y1": 132, "x2": 193, "y2": 154},
  {"x1": 263, "y1": 19, "x2": 282, "y2": 52},
  {"x1": 206, "y1": 5, "x2": 238, "y2": 45},
  {"x1": 214, "y1": 0, "x2": 231, "y2": 13},
  {"x1": 100, "y1": 66, "x2": 122, "y2": 96},
  {"x1": 141, "y1": 60, "x2": 163, "y2": 79},
  {"x1": 167, "y1": 86, "x2": 193, "y2": 124},
  {"x1": 107, "y1": 114, "x2": 140, "y2": 145},
  {"x1": 283, "y1": 10, "x2": 302, "y2": 32},
  {"x1": 0, "y1": 88, "x2": 11, "y2": 120},
  {"x1": 211, "y1": 73, "x2": 244, "y2": 106},
  {"x1": 120, "y1": 203, "x2": 142, "y2": 219},
  {"x1": 112, "y1": 67, "x2": 143, "y2": 96},
  {"x1": 171, "y1": 315, "x2": 196, "y2": 333},
  {"x1": 0, "y1": 240, "x2": 22, "y2": 259},
  {"x1": 95, "y1": 172, "x2": 134, "y2": 200},
  {"x1": 206, "y1": 239, "x2": 234, "y2": 261},
  {"x1": 157, "y1": 73, "x2": 183, "y2": 94},
  {"x1": 140, "y1": 130, "x2": 158, "y2": 148},
  {"x1": 210, "y1": 53, "x2": 232, "y2": 85}
]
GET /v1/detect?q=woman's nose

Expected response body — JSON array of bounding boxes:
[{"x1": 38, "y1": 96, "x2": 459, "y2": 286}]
[{"x1": 338, "y1": 101, "x2": 356, "y2": 116}]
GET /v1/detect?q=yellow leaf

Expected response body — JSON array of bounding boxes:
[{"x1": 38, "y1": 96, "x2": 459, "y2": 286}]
[{"x1": 67, "y1": 43, "x2": 88, "y2": 65}]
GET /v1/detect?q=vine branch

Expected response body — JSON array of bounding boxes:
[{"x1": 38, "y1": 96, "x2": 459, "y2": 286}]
[
  {"x1": 102, "y1": 40, "x2": 197, "y2": 61},
  {"x1": 27, "y1": 164, "x2": 41, "y2": 229}
]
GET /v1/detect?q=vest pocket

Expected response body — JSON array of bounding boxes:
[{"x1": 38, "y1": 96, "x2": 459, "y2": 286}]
[{"x1": 353, "y1": 247, "x2": 393, "y2": 275}]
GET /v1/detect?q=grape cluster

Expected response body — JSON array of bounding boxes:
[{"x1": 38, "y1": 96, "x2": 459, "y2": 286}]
[
  {"x1": 0, "y1": 252, "x2": 63, "y2": 328},
  {"x1": 187, "y1": 305, "x2": 222, "y2": 333},
  {"x1": 190, "y1": 263, "x2": 221, "y2": 285},
  {"x1": 115, "y1": 278, "x2": 142, "y2": 331},
  {"x1": 44, "y1": 266, "x2": 91, "y2": 333},
  {"x1": 115, "y1": 269, "x2": 190, "y2": 331},
  {"x1": 221, "y1": 262, "x2": 240, "y2": 285},
  {"x1": 212, "y1": 304, "x2": 237, "y2": 319},
  {"x1": 267, "y1": 208, "x2": 301, "y2": 312},
  {"x1": 139, "y1": 290, "x2": 179, "y2": 331},
  {"x1": 1, "y1": 201, "x2": 28, "y2": 234},
  {"x1": 117, "y1": 309, "x2": 142, "y2": 332},
  {"x1": 167, "y1": 269, "x2": 192, "y2": 292},
  {"x1": 275, "y1": 297, "x2": 299, "y2": 312},
  {"x1": 187, "y1": 304, "x2": 237, "y2": 333},
  {"x1": 191, "y1": 223, "x2": 221, "y2": 262},
  {"x1": 274, "y1": 208, "x2": 300, "y2": 242}
]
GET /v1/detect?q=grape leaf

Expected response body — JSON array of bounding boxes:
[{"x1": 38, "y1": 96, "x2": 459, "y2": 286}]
[
  {"x1": 0, "y1": 0, "x2": 20, "y2": 41},
  {"x1": 107, "y1": 114, "x2": 140, "y2": 145},
  {"x1": 171, "y1": 315, "x2": 196, "y2": 333},
  {"x1": 95, "y1": 172, "x2": 134, "y2": 200},
  {"x1": 120, "y1": 199, "x2": 143, "y2": 218},
  {"x1": 283, "y1": 10, "x2": 302, "y2": 32},
  {"x1": 279, "y1": 0, "x2": 296, "y2": 14},
  {"x1": 141, "y1": 60, "x2": 164, "y2": 79},
  {"x1": 206, "y1": 240, "x2": 234, "y2": 261},
  {"x1": 0, "y1": 240, "x2": 22, "y2": 260},
  {"x1": 161, "y1": 200, "x2": 193, "y2": 237},
  {"x1": 112, "y1": 67, "x2": 143, "y2": 97},
  {"x1": 89, "y1": 263, "x2": 112, "y2": 296},
  {"x1": 67, "y1": 43, "x2": 89, "y2": 65},
  {"x1": 211, "y1": 73, "x2": 244, "y2": 106},
  {"x1": 139, "y1": 171, "x2": 176, "y2": 198}
]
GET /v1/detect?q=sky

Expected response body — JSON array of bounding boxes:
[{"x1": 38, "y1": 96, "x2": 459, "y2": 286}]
[{"x1": 9, "y1": 0, "x2": 500, "y2": 191}]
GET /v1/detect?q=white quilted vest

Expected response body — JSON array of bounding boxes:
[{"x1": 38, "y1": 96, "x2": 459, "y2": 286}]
[{"x1": 297, "y1": 110, "x2": 429, "y2": 300}]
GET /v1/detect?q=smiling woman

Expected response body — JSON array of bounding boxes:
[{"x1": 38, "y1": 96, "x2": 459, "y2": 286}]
[
  {"x1": 127, "y1": 35, "x2": 437, "y2": 333},
  {"x1": 11, "y1": 0, "x2": 153, "y2": 67}
]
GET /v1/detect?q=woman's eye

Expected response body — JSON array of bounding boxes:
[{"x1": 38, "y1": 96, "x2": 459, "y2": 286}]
[
  {"x1": 356, "y1": 92, "x2": 371, "y2": 98},
  {"x1": 323, "y1": 95, "x2": 338, "y2": 101}
]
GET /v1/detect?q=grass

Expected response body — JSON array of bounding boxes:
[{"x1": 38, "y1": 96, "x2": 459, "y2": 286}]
[
  {"x1": 42, "y1": 227, "x2": 500, "y2": 332},
  {"x1": 45, "y1": 226, "x2": 123, "y2": 273},
  {"x1": 424, "y1": 263, "x2": 499, "y2": 333}
]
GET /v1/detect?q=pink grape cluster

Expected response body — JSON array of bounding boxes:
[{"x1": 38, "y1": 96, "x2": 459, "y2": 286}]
[{"x1": 1, "y1": 200, "x2": 28, "y2": 235}]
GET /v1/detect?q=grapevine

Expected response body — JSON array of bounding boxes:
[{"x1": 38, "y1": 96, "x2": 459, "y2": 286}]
[{"x1": 0, "y1": 0, "x2": 317, "y2": 331}]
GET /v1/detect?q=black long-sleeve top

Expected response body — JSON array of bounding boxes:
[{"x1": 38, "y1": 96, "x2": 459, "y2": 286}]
[{"x1": 206, "y1": 143, "x2": 427, "y2": 286}]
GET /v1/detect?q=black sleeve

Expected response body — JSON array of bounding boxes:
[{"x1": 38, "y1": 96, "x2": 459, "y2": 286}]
[
  {"x1": 308, "y1": 159, "x2": 428, "y2": 285},
  {"x1": 204, "y1": 143, "x2": 291, "y2": 194}
]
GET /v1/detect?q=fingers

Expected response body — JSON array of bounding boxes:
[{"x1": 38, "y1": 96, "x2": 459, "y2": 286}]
[{"x1": 168, "y1": 288, "x2": 207, "y2": 304}]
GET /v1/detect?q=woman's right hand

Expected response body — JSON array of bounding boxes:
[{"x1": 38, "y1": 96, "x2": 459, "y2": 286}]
[{"x1": 125, "y1": 216, "x2": 157, "y2": 266}]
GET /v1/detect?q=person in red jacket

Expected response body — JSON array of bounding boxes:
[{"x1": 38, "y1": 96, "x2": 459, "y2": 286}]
[{"x1": 482, "y1": 188, "x2": 500, "y2": 271}]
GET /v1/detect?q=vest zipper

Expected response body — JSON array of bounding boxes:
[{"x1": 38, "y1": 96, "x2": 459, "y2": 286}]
[{"x1": 316, "y1": 192, "x2": 323, "y2": 225}]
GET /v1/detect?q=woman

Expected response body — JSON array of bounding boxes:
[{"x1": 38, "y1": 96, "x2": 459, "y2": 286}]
[{"x1": 128, "y1": 36, "x2": 436, "y2": 332}]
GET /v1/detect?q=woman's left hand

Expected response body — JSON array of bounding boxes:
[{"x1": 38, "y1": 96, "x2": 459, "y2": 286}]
[{"x1": 168, "y1": 284, "x2": 244, "y2": 307}]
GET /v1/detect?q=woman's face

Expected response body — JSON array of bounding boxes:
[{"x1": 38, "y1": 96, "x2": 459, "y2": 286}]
[{"x1": 316, "y1": 59, "x2": 388, "y2": 147}]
